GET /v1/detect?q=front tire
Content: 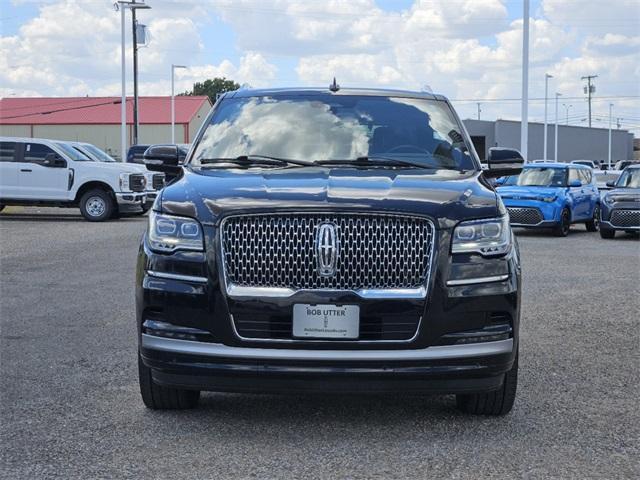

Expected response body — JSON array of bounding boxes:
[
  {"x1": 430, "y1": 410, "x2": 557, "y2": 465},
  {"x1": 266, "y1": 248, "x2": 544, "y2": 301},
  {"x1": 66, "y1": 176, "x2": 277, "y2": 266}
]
[
  {"x1": 586, "y1": 204, "x2": 600, "y2": 232},
  {"x1": 79, "y1": 189, "x2": 114, "y2": 222},
  {"x1": 138, "y1": 352, "x2": 200, "y2": 410},
  {"x1": 456, "y1": 354, "x2": 518, "y2": 416},
  {"x1": 553, "y1": 208, "x2": 571, "y2": 237},
  {"x1": 600, "y1": 227, "x2": 615, "y2": 239}
]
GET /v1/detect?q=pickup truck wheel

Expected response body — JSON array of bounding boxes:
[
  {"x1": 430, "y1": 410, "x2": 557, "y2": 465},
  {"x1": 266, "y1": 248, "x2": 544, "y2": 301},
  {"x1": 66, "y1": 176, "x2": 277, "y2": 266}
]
[
  {"x1": 600, "y1": 227, "x2": 615, "y2": 239},
  {"x1": 456, "y1": 354, "x2": 518, "y2": 416},
  {"x1": 138, "y1": 352, "x2": 200, "y2": 409},
  {"x1": 553, "y1": 208, "x2": 571, "y2": 237},
  {"x1": 79, "y1": 189, "x2": 114, "y2": 222},
  {"x1": 585, "y1": 205, "x2": 600, "y2": 232}
]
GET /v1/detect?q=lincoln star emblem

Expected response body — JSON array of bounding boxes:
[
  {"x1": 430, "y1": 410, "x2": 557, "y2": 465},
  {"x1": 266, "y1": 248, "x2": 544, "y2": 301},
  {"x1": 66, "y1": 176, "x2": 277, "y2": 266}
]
[{"x1": 316, "y1": 223, "x2": 338, "y2": 277}]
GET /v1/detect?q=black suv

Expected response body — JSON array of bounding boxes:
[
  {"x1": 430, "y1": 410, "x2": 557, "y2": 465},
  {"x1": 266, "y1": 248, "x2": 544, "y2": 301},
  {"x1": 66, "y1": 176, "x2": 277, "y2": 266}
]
[{"x1": 138, "y1": 88, "x2": 524, "y2": 415}]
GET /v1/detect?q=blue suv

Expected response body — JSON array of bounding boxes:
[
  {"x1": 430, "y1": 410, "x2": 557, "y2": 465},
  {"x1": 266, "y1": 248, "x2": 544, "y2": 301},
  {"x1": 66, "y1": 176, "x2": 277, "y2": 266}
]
[{"x1": 497, "y1": 163, "x2": 600, "y2": 236}]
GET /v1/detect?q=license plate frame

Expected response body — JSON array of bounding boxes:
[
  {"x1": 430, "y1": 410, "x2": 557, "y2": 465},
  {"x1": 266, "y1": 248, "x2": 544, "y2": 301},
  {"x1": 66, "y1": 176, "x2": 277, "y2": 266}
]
[{"x1": 292, "y1": 304, "x2": 360, "y2": 339}]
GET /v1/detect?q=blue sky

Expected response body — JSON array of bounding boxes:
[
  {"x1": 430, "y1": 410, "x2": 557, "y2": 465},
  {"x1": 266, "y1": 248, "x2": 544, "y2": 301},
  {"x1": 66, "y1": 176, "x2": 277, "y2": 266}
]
[{"x1": 1, "y1": 0, "x2": 638, "y2": 131}]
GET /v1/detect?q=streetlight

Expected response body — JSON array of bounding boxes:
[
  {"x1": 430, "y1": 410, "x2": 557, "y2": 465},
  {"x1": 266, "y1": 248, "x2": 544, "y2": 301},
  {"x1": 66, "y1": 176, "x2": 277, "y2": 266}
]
[
  {"x1": 608, "y1": 103, "x2": 614, "y2": 169},
  {"x1": 562, "y1": 103, "x2": 572, "y2": 125},
  {"x1": 543, "y1": 73, "x2": 552, "y2": 161},
  {"x1": 554, "y1": 92, "x2": 562, "y2": 162},
  {"x1": 114, "y1": 1, "x2": 151, "y2": 161},
  {"x1": 171, "y1": 65, "x2": 187, "y2": 144}
]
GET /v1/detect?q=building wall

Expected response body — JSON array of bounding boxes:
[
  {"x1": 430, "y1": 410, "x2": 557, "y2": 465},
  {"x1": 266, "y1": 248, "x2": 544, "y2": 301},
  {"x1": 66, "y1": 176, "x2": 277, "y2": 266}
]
[
  {"x1": 0, "y1": 125, "x2": 31, "y2": 137},
  {"x1": 464, "y1": 119, "x2": 634, "y2": 163}
]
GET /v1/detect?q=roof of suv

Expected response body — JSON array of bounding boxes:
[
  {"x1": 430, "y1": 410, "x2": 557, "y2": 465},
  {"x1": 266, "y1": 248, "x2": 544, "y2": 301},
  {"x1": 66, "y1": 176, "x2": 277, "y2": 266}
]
[{"x1": 228, "y1": 87, "x2": 448, "y2": 101}]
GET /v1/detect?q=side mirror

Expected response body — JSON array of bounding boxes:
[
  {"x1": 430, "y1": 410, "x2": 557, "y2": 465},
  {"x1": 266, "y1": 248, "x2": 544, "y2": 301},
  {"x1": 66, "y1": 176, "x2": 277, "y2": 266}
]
[
  {"x1": 569, "y1": 179, "x2": 582, "y2": 188},
  {"x1": 485, "y1": 147, "x2": 524, "y2": 179},
  {"x1": 606, "y1": 181, "x2": 616, "y2": 188},
  {"x1": 44, "y1": 152, "x2": 67, "y2": 168},
  {"x1": 495, "y1": 177, "x2": 506, "y2": 186},
  {"x1": 143, "y1": 145, "x2": 181, "y2": 175}
]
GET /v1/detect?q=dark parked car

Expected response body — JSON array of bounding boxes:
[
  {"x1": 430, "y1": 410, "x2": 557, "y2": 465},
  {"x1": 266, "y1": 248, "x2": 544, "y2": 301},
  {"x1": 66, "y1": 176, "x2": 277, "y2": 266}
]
[
  {"x1": 600, "y1": 165, "x2": 640, "y2": 238},
  {"x1": 137, "y1": 87, "x2": 523, "y2": 415}
]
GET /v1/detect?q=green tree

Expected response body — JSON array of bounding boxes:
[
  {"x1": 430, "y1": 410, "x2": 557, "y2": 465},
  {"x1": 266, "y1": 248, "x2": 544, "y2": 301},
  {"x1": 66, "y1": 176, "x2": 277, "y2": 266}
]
[{"x1": 182, "y1": 77, "x2": 240, "y2": 103}]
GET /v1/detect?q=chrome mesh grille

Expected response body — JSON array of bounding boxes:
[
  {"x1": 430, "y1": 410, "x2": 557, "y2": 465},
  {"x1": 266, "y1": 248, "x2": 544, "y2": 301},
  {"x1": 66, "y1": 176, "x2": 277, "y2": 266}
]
[
  {"x1": 610, "y1": 209, "x2": 640, "y2": 227},
  {"x1": 507, "y1": 207, "x2": 543, "y2": 225},
  {"x1": 221, "y1": 213, "x2": 433, "y2": 291}
]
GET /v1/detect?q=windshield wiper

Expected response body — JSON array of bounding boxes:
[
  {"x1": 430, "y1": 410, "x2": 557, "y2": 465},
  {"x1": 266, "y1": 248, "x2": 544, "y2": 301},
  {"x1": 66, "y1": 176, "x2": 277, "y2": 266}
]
[
  {"x1": 198, "y1": 155, "x2": 312, "y2": 167},
  {"x1": 316, "y1": 156, "x2": 431, "y2": 169}
]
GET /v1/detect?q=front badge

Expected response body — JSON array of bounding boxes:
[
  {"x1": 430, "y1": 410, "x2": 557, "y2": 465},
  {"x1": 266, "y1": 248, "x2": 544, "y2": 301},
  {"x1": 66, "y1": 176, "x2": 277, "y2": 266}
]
[{"x1": 316, "y1": 223, "x2": 338, "y2": 277}]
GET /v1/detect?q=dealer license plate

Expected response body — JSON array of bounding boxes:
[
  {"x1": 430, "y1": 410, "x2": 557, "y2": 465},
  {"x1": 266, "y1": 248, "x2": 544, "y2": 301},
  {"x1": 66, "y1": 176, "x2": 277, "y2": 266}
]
[{"x1": 292, "y1": 304, "x2": 360, "y2": 339}]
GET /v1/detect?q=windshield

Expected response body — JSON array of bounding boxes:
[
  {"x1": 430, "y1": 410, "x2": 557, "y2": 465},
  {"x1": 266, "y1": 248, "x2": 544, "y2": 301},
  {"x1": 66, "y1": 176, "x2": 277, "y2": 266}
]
[
  {"x1": 191, "y1": 94, "x2": 475, "y2": 170},
  {"x1": 616, "y1": 169, "x2": 640, "y2": 188},
  {"x1": 81, "y1": 144, "x2": 115, "y2": 162},
  {"x1": 55, "y1": 142, "x2": 91, "y2": 161},
  {"x1": 517, "y1": 168, "x2": 567, "y2": 187}
]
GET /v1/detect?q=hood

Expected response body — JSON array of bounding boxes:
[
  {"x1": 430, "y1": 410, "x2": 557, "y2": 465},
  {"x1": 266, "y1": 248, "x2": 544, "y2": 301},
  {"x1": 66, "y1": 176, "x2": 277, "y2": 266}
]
[
  {"x1": 497, "y1": 185, "x2": 561, "y2": 200},
  {"x1": 83, "y1": 161, "x2": 147, "y2": 174},
  {"x1": 604, "y1": 188, "x2": 640, "y2": 202},
  {"x1": 159, "y1": 167, "x2": 499, "y2": 229}
]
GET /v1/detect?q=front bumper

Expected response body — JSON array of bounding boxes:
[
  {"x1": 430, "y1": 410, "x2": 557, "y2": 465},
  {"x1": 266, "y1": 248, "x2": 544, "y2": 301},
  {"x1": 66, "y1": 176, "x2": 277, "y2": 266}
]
[
  {"x1": 140, "y1": 335, "x2": 513, "y2": 394},
  {"x1": 503, "y1": 199, "x2": 561, "y2": 228},
  {"x1": 115, "y1": 192, "x2": 146, "y2": 212}
]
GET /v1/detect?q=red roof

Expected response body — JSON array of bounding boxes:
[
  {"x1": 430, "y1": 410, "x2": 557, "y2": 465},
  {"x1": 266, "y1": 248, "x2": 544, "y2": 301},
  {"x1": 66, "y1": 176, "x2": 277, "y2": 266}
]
[{"x1": 0, "y1": 96, "x2": 212, "y2": 125}]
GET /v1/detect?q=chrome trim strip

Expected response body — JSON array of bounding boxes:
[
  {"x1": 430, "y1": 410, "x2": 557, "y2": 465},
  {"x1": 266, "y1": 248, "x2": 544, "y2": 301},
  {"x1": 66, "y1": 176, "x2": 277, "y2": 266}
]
[
  {"x1": 147, "y1": 271, "x2": 208, "y2": 283},
  {"x1": 229, "y1": 314, "x2": 424, "y2": 344},
  {"x1": 226, "y1": 284, "x2": 427, "y2": 299},
  {"x1": 446, "y1": 274, "x2": 510, "y2": 286},
  {"x1": 141, "y1": 334, "x2": 513, "y2": 361}
]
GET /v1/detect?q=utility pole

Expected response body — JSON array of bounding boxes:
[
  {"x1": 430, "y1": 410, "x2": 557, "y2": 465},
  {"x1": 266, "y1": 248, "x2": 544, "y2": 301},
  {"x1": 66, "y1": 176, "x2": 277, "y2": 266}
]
[
  {"x1": 171, "y1": 65, "x2": 187, "y2": 144},
  {"x1": 520, "y1": 0, "x2": 530, "y2": 161},
  {"x1": 554, "y1": 92, "x2": 561, "y2": 162},
  {"x1": 562, "y1": 104, "x2": 572, "y2": 125},
  {"x1": 608, "y1": 103, "x2": 613, "y2": 169},
  {"x1": 118, "y1": 3, "x2": 126, "y2": 161},
  {"x1": 543, "y1": 73, "x2": 552, "y2": 161},
  {"x1": 581, "y1": 74, "x2": 597, "y2": 128},
  {"x1": 616, "y1": 117, "x2": 622, "y2": 129},
  {"x1": 476, "y1": 103, "x2": 481, "y2": 120},
  {"x1": 131, "y1": 0, "x2": 139, "y2": 146}
]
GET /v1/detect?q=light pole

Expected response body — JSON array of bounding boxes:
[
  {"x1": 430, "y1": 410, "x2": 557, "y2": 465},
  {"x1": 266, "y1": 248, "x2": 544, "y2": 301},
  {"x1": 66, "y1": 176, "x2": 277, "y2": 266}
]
[
  {"x1": 562, "y1": 104, "x2": 572, "y2": 125},
  {"x1": 554, "y1": 92, "x2": 561, "y2": 162},
  {"x1": 608, "y1": 103, "x2": 613, "y2": 169},
  {"x1": 543, "y1": 73, "x2": 552, "y2": 161},
  {"x1": 171, "y1": 65, "x2": 187, "y2": 144},
  {"x1": 115, "y1": 1, "x2": 150, "y2": 161},
  {"x1": 520, "y1": 0, "x2": 530, "y2": 161}
]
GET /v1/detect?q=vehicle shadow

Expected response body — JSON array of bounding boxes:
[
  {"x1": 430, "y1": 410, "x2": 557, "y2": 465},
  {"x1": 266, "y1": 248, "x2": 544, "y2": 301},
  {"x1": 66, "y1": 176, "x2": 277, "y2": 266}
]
[
  {"x1": 512, "y1": 227, "x2": 592, "y2": 238},
  {"x1": 0, "y1": 213, "x2": 144, "y2": 222}
]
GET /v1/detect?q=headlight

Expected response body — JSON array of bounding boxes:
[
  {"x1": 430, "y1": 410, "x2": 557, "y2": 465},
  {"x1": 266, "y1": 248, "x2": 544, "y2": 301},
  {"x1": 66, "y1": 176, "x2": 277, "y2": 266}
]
[
  {"x1": 119, "y1": 172, "x2": 130, "y2": 191},
  {"x1": 603, "y1": 195, "x2": 615, "y2": 206},
  {"x1": 452, "y1": 216, "x2": 511, "y2": 256},
  {"x1": 541, "y1": 195, "x2": 557, "y2": 203},
  {"x1": 148, "y1": 211, "x2": 204, "y2": 253}
]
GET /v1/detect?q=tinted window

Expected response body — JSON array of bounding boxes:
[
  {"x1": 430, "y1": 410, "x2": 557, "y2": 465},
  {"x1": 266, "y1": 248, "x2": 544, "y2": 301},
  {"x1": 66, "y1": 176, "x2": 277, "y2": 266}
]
[
  {"x1": 0, "y1": 142, "x2": 16, "y2": 162},
  {"x1": 24, "y1": 143, "x2": 55, "y2": 163},
  {"x1": 192, "y1": 95, "x2": 475, "y2": 170},
  {"x1": 517, "y1": 168, "x2": 567, "y2": 187}
]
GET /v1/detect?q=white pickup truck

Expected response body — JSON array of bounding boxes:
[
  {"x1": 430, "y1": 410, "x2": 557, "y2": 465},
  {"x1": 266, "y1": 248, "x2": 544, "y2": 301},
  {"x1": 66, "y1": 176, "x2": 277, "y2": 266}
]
[{"x1": 0, "y1": 137, "x2": 164, "y2": 221}]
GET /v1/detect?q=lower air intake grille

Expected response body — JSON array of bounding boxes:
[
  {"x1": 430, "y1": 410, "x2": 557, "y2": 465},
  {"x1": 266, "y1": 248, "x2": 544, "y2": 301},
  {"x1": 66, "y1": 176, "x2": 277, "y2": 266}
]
[
  {"x1": 610, "y1": 209, "x2": 640, "y2": 228},
  {"x1": 507, "y1": 207, "x2": 543, "y2": 225}
]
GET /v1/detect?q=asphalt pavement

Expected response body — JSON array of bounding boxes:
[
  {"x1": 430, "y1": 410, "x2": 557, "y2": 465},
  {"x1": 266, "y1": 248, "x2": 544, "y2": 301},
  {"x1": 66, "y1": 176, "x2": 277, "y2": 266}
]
[{"x1": 1, "y1": 207, "x2": 639, "y2": 479}]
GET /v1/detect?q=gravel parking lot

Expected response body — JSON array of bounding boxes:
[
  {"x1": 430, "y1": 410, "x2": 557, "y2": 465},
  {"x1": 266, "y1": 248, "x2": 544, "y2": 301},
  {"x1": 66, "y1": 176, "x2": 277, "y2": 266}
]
[{"x1": 1, "y1": 207, "x2": 639, "y2": 479}]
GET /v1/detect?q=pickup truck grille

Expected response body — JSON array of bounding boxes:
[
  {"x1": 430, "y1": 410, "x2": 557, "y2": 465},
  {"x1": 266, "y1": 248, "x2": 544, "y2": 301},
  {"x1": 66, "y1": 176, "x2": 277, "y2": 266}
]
[
  {"x1": 610, "y1": 209, "x2": 640, "y2": 227},
  {"x1": 507, "y1": 207, "x2": 543, "y2": 225},
  {"x1": 221, "y1": 213, "x2": 434, "y2": 291},
  {"x1": 152, "y1": 174, "x2": 164, "y2": 190},
  {"x1": 129, "y1": 174, "x2": 146, "y2": 192}
]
